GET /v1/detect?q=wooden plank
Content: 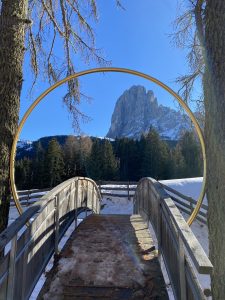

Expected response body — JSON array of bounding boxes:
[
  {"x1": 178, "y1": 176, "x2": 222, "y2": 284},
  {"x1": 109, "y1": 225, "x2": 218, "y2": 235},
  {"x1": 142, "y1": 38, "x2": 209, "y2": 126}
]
[
  {"x1": 17, "y1": 188, "x2": 50, "y2": 196},
  {"x1": 162, "y1": 198, "x2": 212, "y2": 274},
  {"x1": 170, "y1": 195, "x2": 208, "y2": 212},
  {"x1": 13, "y1": 194, "x2": 44, "y2": 202},
  {"x1": 173, "y1": 203, "x2": 207, "y2": 224},
  {"x1": 101, "y1": 192, "x2": 134, "y2": 198},
  {"x1": 0, "y1": 252, "x2": 10, "y2": 285},
  {"x1": 6, "y1": 235, "x2": 17, "y2": 300},
  {"x1": 171, "y1": 196, "x2": 194, "y2": 210},
  {"x1": 160, "y1": 182, "x2": 198, "y2": 203},
  {"x1": 99, "y1": 186, "x2": 136, "y2": 191},
  {"x1": 160, "y1": 182, "x2": 208, "y2": 211},
  {"x1": 171, "y1": 197, "x2": 208, "y2": 217},
  {"x1": 97, "y1": 181, "x2": 137, "y2": 185},
  {"x1": 185, "y1": 255, "x2": 207, "y2": 300}
]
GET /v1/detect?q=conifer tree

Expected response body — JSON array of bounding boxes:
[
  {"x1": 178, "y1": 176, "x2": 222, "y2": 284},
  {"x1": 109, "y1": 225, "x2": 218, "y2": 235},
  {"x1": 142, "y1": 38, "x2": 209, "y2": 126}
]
[
  {"x1": 171, "y1": 145, "x2": 186, "y2": 179},
  {"x1": 114, "y1": 138, "x2": 141, "y2": 181},
  {"x1": 76, "y1": 136, "x2": 93, "y2": 176},
  {"x1": 63, "y1": 136, "x2": 77, "y2": 179},
  {"x1": 32, "y1": 141, "x2": 45, "y2": 188},
  {"x1": 126, "y1": 139, "x2": 140, "y2": 181},
  {"x1": 102, "y1": 140, "x2": 118, "y2": 180},
  {"x1": 178, "y1": 131, "x2": 202, "y2": 177},
  {"x1": 87, "y1": 139, "x2": 118, "y2": 181},
  {"x1": 44, "y1": 139, "x2": 64, "y2": 188},
  {"x1": 87, "y1": 139, "x2": 103, "y2": 180},
  {"x1": 15, "y1": 157, "x2": 32, "y2": 189},
  {"x1": 114, "y1": 138, "x2": 129, "y2": 180},
  {"x1": 141, "y1": 128, "x2": 169, "y2": 179}
]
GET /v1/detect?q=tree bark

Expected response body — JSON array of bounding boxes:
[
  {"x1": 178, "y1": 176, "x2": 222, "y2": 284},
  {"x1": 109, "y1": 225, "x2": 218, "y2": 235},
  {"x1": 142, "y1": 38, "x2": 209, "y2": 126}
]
[
  {"x1": 204, "y1": 1, "x2": 225, "y2": 298},
  {"x1": 0, "y1": 0, "x2": 28, "y2": 233}
]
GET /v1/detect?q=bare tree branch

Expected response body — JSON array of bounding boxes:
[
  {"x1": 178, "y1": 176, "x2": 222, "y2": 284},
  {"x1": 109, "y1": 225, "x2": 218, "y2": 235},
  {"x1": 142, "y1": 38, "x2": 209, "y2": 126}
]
[
  {"x1": 24, "y1": 0, "x2": 118, "y2": 132},
  {"x1": 171, "y1": 0, "x2": 206, "y2": 119}
]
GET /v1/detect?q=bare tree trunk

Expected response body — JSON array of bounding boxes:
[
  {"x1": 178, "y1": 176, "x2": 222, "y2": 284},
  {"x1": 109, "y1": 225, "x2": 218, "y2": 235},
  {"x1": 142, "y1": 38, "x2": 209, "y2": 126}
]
[
  {"x1": 0, "y1": 0, "x2": 28, "y2": 233},
  {"x1": 204, "y1": 1, "x2": 225, "y2": 298}
]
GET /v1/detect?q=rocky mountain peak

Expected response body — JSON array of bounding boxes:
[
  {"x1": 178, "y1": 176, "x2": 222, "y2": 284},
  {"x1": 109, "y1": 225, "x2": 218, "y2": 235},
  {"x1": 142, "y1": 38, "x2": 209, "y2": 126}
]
[{"x1": 106, "y1": 85, "x2": 190, "y2": 140}]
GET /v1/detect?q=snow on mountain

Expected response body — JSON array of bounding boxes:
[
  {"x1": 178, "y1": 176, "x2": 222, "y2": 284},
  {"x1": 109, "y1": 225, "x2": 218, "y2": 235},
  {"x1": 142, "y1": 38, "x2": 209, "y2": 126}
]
[
  {"x1": 107, "y1": 85, "x2": 191, "y2": 140},
  {"x1": 95, "y1": 136, "x2": 115, "y2": 142},
  {"x1": 17, "y1": 140, "x2": 33, "y2": 148},
  {"x1": 17, "y1": 140, "x2": 33, "y2": 151}
]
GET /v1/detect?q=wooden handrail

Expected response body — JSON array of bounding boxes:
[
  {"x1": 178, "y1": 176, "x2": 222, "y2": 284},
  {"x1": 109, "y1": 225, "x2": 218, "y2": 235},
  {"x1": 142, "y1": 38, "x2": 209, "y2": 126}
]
[
  {"x1": 0, "y1": 206, "x2": 40, "y2": 251},
  {"x1": 134, "y1": 177, "x2": 212, "y2": 299}
]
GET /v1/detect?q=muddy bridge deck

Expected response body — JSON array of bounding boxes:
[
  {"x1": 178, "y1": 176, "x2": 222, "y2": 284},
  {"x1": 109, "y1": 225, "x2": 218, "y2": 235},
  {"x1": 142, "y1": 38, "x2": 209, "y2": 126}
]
[{"x1": 38, "y1": 214, "x2": 168, "y2": 299}]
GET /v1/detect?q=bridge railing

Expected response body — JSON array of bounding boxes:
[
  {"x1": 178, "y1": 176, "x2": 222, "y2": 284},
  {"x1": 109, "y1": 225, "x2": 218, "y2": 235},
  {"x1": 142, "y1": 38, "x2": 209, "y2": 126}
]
[
  {"x1": 0, "y1": 177, "x2": 101, "y2": 300},
  {"x1": 134, "y1": 177, "x2": 213, "y2": 300}
]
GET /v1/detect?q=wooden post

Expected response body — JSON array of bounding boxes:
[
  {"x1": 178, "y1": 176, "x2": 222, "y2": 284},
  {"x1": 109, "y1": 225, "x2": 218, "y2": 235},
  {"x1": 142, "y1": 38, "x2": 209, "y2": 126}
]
[
  {"x1": 21, "y1": 231, "x2": 29, "y2": 300},
  {"x1": 178, "y1": 235, "x2": 187, "y2": 300},
  {"x1": 157, "y1": 194, "x2": 162, "y2": 260},
  {"x1": 99, "y1": 180, "x2": 102, "y2": 197},
  {"x1": 135, "y1": 190, "x2": 138, "y2": 214},
  {"x1": 147, "y1": 180, "x2": 150, "y2": 222},
  {"x1": 6, "y1": 234, "x2": 17, "y2": 300},
  {"x1": 69, "y1": 182, "x2": 73, "y2": 210},
  {"x1": 75, "y1": 180, "x2": 79, "y2": 228},
  {"x1": 85, "y1": 183, "x2": 88, "y2": 219},
  {"x1": 190, "y1": 200, "x2": 193, "y2": 215},
  {"x1": 54, "y1": 195, "x2": 60, "y2": 256},
  {"x1": 91, "y1": 185, "x2": 94, "y2": 213},
  {"x1": 27, "y1": 190, "x2": 30, "y2": 206},
  {"x1": 81, "y1": 180, "x2": 84, "y2": 208}
]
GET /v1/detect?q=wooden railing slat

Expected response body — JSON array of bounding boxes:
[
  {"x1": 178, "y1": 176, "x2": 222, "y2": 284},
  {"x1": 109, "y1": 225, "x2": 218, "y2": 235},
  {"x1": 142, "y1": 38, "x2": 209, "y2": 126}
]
[{"x1": 0, "y1": 206, "x2": 39, "y2": 251}]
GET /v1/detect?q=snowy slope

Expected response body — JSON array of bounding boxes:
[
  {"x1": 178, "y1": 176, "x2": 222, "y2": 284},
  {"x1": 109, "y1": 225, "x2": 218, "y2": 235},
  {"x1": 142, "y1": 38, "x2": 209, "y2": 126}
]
[{"x1": 160, "y1": 177, "x2": 207, "y2": 204}]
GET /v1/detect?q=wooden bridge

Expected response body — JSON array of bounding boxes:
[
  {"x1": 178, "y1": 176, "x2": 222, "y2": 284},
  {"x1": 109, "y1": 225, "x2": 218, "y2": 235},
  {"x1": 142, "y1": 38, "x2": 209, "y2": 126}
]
[{"x1": 0, "y1": 177, "x2": 213, "y2": 300}]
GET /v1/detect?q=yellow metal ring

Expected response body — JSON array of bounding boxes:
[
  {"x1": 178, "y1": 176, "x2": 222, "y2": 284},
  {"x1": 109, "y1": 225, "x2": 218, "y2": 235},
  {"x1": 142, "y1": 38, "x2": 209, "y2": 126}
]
[{"x1": 10, "y1": 67, "x2": 206, "y2": 225}]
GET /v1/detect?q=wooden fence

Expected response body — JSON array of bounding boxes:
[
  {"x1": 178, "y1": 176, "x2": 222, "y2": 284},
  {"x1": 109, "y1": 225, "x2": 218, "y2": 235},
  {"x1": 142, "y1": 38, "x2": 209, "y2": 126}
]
[
  {"x1": 97, "y1": 181, "x2": 137, "y2": 199},
  {"x1": 134, "y1": 177, "x2": 212, "y2": 300},
  {"x1": 11, "y1": 188, "x2": 50, "y2": 206},
  {"x1": 159, "y1": 183, "x2": 208, "y2": 224}
]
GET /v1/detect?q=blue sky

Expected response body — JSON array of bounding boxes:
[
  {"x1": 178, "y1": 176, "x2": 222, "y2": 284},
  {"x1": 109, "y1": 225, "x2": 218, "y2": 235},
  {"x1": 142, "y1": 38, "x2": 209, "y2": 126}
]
[{"x1": 20, "y1": 0, "x2": 193, "y2": 141}]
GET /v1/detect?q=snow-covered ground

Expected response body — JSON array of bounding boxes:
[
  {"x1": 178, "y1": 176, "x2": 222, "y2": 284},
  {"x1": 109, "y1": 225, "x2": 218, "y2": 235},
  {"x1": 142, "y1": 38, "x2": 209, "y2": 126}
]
[
  {"x1": 101, "y1": 196, "x2": 133, "y2": 215},
  {"x1": 7, "y1": 177, "x2": 210, "y2": 299},
  {"x1": 160, "y1": 177, "x2": 207, "y2": 204}
]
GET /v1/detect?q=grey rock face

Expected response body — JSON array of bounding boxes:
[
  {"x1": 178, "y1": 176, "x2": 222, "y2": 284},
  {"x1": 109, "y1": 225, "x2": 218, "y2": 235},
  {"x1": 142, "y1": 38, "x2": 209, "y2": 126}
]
[{"x1": 106, "y1": 85, "x2": 191, "y2": 140}]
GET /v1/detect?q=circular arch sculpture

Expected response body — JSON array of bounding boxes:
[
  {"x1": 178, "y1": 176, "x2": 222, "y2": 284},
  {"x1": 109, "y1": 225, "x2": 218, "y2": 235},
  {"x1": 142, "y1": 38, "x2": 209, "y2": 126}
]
[{"x1": 10, "y1": 67, "x2": 206, "y2": 226}]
